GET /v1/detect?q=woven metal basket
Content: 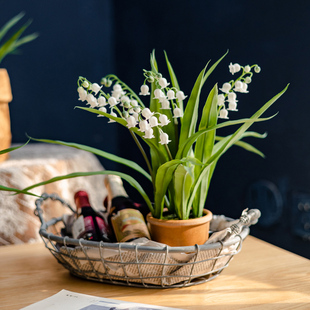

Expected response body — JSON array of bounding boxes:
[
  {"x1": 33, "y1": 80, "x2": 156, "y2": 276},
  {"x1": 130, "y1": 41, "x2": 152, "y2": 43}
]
[{"x1": 34, "y1": 193, "x2": 251, "y2": 288}]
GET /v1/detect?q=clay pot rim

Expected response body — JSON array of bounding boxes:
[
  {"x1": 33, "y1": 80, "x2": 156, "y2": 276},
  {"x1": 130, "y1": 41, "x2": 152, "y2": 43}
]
[{"x1": 146, "y1": 209, "x2": 212, "y2": 227}]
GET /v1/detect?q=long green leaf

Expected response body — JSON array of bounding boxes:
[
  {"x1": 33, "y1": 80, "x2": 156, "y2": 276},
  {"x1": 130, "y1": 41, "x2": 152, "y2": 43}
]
[
  {"x1": 22, "y1": 170, "x2": 153, "y2": 213},
  {"x1": 0, "y1": 12, "x2": 24, "y2": 42},
  {"x1": 27, "y1": 136, "x2": 152, "y2": 182},
  {"x1": 178, "y1": 64, "x2": 208, "y2": 149},
  {"x1": 0, "y1": 139, "x2": 30, "y2": 155},
  {"x1": 188, "y1": 84, "x2": 289, "y2": 210},
  {"x1": 0, "y1": 184, "x2": 39, "y2": 197},
  {"x1": 177, "y1": 114, "x2": 277, "y2": 159}
]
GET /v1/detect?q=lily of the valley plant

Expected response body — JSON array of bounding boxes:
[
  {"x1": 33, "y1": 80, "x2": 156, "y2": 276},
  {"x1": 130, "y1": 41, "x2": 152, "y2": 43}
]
[{"x1": 25, "y1": 51, "x2": 288, "y2": 220}]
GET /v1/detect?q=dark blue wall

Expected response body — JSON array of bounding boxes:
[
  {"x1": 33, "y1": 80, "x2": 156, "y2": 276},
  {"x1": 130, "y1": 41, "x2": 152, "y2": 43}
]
[{"x1": 1, "y1": 1, "x2": 310, "y2": 257}]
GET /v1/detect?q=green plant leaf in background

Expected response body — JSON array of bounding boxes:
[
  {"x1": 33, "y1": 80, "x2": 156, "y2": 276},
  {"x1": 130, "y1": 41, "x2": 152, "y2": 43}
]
[{"x1": 0, "y1": 12, "x2": 38, "y2": 65}]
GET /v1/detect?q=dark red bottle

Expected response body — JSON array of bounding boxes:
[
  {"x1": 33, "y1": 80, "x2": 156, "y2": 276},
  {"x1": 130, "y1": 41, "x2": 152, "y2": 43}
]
[
  {"x1": 105, "y1": 175, "x2": 150, "y2": 242},
  {"x1": 72, "y1": 190, "x2": 111, "y2": 242}
]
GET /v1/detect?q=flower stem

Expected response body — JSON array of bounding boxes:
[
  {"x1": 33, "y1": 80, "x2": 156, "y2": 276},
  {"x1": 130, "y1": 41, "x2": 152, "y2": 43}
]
[
  {"x1": 164, "y1": 144, "x2": 173, "y2": 161},
  {"x1": 129, "y1": 130, "x2": 154, "y2": 180}
]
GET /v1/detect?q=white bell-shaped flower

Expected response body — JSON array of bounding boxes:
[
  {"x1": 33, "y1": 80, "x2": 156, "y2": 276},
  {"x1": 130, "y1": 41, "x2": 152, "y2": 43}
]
[
  {"x1": 130, "y1": 99, "x2": 138, "y2": 107},
  {"x1": 108, "y1": 112, "x2": 117, "y2": 123},
  {"x1": 144, "y1": 128, "x2": 155, "y2": 139},
  {"x1": 149, "y1": 116, "x2": 159, "y2": 127},
  {"x1": 108, "y1": 97, "x2": 118, "y2": 107},
  {"x1": 126, "y1": 116, "x2": 137, "y2": 128},
  {"x1": 139, "y1": 84, "x2": 150, "y2": 96},
  {"x1": 244, "y1": 65, "x2": 251, "y2": 73},
  {"x1": 234, "y1": 81, "x2": 248, "y2": 93},
  {"x1": 158, "y1": 77, "x2": 170, "y2": 89},
  {"x1": 176, "y1": 91, "x2": 187, "y2": 101},
  {"x1": 78, "y1": 89, "x2": 87, "y2": 102},
  {"x1": 86, "y1": 93, "x2": 98, "y2": 108},
  {"x1": 154, "y1": 89, "x2": 166, "y2": 101},
  {"x1": 138, "y1": 120, "x2": 150, "y2": 132},
  {"x1": 98, "y1": 96, "x2": 107, "y2": 106},
  {"x1": 173, "y1": 107, "x2": 183, "y2": 118},
  {"x1": 219, "y1": 82, "x2": 231, "y2": 93},
  {"x1": 161, "y1": 99, "x2": 170, "y2": 109},
  {"x1": 77, "y1": 86, "x2": 84, "y2": 94},
  {"x1": 219, "y1": 108, "x2": 229, "y2": 119},
  {"x1": 132, "y1": 112, "x2": 139, "y2": 122},
  {"x1": 167, "y1": 89, "x2": 176, "y2": 100},
  {"x1": 97, "y1": 107, "x2": 107, "y2": 117},
  {"x1": 91, "y1": 83, "x2": 102, "y2": 94},
  {"x1": 142, "y1": 108, "x2": 154, "y2": 119},
  {"x1": 134, "y1": 107, "x2": 141, "y2": 113},
  {"x1": 217, "y1": 94, "x2": 225, "y2": 106},
  {"x1": 159, "y1": 132, "x2": 171, "y2": 145},
  {"x1": 159, "y1": 114, "x2": 171, "y2": 126},
  {"x1": 229, "y1": 63, "x2": 241, "y2": 75},
  {"x1": 121, "y1": 95, "x2": 130, "y2": 105},
  {"x1": 227, "y1": 101, "x2": 238, "y2": 111},
  {"x1": 227, "y1": 92, "x2": 238, "y2": 102}
]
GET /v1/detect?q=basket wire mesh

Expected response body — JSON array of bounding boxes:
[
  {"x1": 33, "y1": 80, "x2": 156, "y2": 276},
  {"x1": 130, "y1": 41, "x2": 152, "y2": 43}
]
[{"x1": 34, "y1": 193, "x2": 249, "y2": 288}]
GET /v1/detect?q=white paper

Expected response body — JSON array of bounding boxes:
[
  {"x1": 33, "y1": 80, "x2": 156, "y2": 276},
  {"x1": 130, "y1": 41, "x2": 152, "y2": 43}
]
[{"x1": 21, "y1": 289, "x2": 185, "y2": 310}]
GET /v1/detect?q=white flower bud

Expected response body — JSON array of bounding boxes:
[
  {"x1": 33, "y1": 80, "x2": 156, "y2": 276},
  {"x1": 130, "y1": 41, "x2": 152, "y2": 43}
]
[
  {"x1": 78, "y1": 89, "x2": 87, "y2": 102},
  {"x1": 144, "y1": 128, "x2": 155, "y2": 139},
  {"x1": 219, "y1": 108, "x2": 229, "y2": 119},
  {"x1": 126, "y1": 116, "x2": 137, "y2": 128},
  {"x1": 97, "y1": 107, "x2": 107, "y2": 117},
  {"x1": 167, "y1": 89, "x2": 176, "y2": 100},
  {"x1": 219, "y1": 83, "x2": 232, "y2": 93},
  {"x1": 176, "y1": 91, "x2": 187, "y2": 101},
  {"x1": 108, "y1": 97, "x2": 118, "y2": 107},
  {"x1": 138, "y1": 120, "x2": 150, "y2": 132},
  {"x1": 108, "y1": 112, "x2": 117, "y2": 123},
  {"x1": 158, "y1": 77, "x2": 170, "y2": 89},
  {"x1": 254, "y1": 65, "x2": 261, "y2": 73},
  {"x1": 82, "y1": 81, "x2": 89, "y2": 88},
  {"x1": 244, "y1": 65, "x2": 251, "y2": 73},
  {"x1": 139, "y1": 84, "x2": 150, "y2": 96},
  {"x1": 161, "y1": 99, "x2": 170, "y2": 109},
  {"x1": 91, "y1": 83, "x2": 102, "y2": 94},
  {"x1": 149, "y1": 116, "x2": 159, "y2": 127},
  {"x1": 142, "y1": 108, "x2": 154, "y2": 119},
  {"x1": 130, "y1": 99, "x2": 138, "y2": 107},
  {"x1": 217, "y1": 94, "x2": 225, "y2": 106},
  {"x1": 98, "y1": 96, "x2": 107, "y2": 106},
  {"x1": 86, "y1": 93, "x2": 98, "y2": 108},
  {"x1": 173, "y1": 107, "x2": 183, "y2": 118},
  {"x1": 159, "y1": 133, "x2": 171, "y2": 145},
  {"x1": 229, "y1": 63, "x2": 241, "y2": 75},
  {"x1": 159, "y1": 114, "x2": 171, "y2": 126}
]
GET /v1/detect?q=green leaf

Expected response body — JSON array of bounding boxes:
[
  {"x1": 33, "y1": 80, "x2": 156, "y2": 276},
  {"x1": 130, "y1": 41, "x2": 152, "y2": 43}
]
[
  {"x1": 0, "y1": 12, "x2": 25, "y2": 42},
  {"x1": 21, "y1": 170, "x2": 153, "y2": 213},
  {"x1": 0, "y1": 184, "x2": 39, "y2": 197},
  {"x1": 187, "y1": 84, "x2": 289, "y2": 210},
  {"x1": 0, "y1": 139, "x2": 30, "y2": 155},
  {"x1": 177, "y1": 114, "x2": 277, "y2": 159},
  {"x1": 27, "y1": 136, "x2": 152, "y2": 182},
  {"x1": 178, "y1": 64, "x2": 208, "y2": 150}
]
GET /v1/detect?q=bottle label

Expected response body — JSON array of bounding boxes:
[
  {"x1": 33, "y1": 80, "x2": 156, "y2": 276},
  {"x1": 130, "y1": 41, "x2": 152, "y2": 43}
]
[
  {"x1": 111, "y1": 208, "x2": 151, "y2": 242},
  {"x1": 72, "y1": 215, "x2": 95, "y2": 240}
]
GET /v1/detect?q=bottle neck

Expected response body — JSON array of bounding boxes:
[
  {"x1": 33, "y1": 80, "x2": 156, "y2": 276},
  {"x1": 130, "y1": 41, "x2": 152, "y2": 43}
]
[{"x1": 74, "y1": 191, "x2": 91, "y2": 209}]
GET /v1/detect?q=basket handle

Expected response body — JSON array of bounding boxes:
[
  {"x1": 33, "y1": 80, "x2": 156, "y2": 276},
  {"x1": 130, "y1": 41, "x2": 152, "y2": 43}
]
[{"x1": 34, "y1": 192, "x2": 76, "y2": 225}]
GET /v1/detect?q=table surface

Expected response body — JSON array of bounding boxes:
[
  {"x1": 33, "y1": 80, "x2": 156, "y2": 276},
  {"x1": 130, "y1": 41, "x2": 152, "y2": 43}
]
[{"x1": 0, "y1": 236, "x2": 309, "y2": 310}]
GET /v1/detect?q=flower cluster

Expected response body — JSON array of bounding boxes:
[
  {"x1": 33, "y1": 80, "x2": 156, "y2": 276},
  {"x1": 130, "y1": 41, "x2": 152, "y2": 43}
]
[
  {"x1": 77, "y1": 71, "x2": 188, "y2": 145},
  {"x1": 77, "y1": 61, "x2": 261, "y2": 146},
  {"x1": 218, "y1": 63, "x2": 261, "y2": 119}
]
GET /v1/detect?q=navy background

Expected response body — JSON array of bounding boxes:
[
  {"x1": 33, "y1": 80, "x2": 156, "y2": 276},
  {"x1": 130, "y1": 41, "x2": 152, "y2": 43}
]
[{"x1": 1, "y1": 1, "x2": 310, "y2": 258}]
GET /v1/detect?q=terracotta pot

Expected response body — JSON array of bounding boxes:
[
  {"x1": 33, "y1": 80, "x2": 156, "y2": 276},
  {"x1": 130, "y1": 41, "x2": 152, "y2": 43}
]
[
  {"x1": 146, "y1": 209, "x2": 213, "y2": 246},
  {"x1": 0, "y1": 69, "x2": 12, "y2": 162}
]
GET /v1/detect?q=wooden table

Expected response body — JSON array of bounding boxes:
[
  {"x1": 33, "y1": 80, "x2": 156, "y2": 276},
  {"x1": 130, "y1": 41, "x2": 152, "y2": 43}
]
[{"x1": 0, "y1": 236, "x2": 309, "y2": 310}]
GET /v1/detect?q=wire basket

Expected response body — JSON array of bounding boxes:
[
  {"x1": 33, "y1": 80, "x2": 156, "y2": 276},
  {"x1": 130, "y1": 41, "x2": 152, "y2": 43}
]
[{"x1": 34, "y1": 193, "x2": 251, "y2": 288}]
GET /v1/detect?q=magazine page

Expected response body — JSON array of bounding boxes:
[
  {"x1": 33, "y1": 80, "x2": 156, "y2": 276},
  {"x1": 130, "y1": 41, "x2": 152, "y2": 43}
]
[{"x1": 21, "y1": 289, "x2": 185, "y2": 310}]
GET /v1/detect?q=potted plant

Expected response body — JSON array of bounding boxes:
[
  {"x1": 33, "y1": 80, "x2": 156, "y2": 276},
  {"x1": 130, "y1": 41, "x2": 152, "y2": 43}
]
[
  {"x1": 21, "y1": 50, "x2": 288, "y2": 246},
  {"x1": 0, "y1": 12, "x2": 38, "y2": 162}
]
